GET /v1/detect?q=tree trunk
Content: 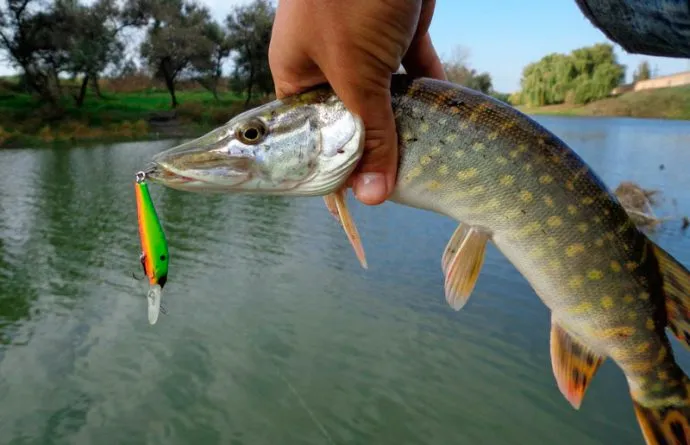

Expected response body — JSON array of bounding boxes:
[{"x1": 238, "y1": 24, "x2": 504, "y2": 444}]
[
  {"x1": 161, "y1": 60, "x2": 178, "y2": 108},
  {"x1": 244, "y1": 59, "x2": 255, "y2": 109},
  {"x1": 91, "y1": 74, "x2": 104, "y2": 98},
  {"x1": 75, "y1": 74, "x2": 89, "y2": 107}
]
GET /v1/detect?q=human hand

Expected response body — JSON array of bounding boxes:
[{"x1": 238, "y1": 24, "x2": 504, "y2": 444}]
[{"x1": 268, "y1": 0, "x2": 447, "y2": 205}]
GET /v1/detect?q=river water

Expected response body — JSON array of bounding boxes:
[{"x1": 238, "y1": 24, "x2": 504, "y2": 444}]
[{"x1": 1, "y1": 116, "x2": 690, "y2": 445}]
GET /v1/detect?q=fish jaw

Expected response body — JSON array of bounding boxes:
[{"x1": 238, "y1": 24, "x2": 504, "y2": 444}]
[{"x1": 146, "y1": 87, "x2": 366, "y2": 197}]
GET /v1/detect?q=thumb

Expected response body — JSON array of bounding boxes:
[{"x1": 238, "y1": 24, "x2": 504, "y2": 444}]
[{"x1": 322, "y1": 70, "x2": 398, "y2": 206}]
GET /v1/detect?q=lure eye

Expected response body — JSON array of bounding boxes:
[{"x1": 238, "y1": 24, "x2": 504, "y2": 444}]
[{"x1": 236, "y1": 120, "x2": 267, "y2": 145}]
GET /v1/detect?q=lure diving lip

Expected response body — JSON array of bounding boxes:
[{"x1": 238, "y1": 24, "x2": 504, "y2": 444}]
[{"x1": 134, "y1": 171, "x2": 169, "y2": 325}]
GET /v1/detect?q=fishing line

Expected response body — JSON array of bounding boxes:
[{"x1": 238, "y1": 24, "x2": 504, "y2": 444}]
[{"x1": 244, "y1": 333, "x2": 336, "y2": 445}]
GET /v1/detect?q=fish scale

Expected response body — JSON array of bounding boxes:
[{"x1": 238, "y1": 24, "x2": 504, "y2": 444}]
[{"x1": 147, "y1": 74, "x2": 690, "y2": 445}]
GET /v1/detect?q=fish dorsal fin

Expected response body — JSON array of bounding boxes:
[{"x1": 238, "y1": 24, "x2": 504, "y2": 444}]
[
  {"x1": 651, "y1": 242, "x2": 690, "y2": 350},
  {"x1": 550, "y1": 318, "x2": 605, "y2": 409},
  {"x1": 442, "y1": 224, "x2": 489, "y2": 311}
]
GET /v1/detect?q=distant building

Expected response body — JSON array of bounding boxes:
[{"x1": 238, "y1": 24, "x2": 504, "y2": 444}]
[{"x1": 611, "y1": 70, "x2": 690, "y2": 95}]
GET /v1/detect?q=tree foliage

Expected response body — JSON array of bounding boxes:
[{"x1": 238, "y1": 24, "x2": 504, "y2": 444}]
[
  {"x1": 518, "y1": 43, "x2": 626, "y2": 106},
  {"x1": 226, "y1": 0, "x2": 275, "y2": 107},
  {"x1": 633, "y1": 60, "x2": 651, "y2": 82},
  {"x1": 442, "y1": 45, "x2": 494, "y2": 95}
]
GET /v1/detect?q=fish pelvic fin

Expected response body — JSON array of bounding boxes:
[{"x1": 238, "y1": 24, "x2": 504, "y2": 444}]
[
  {"x1": 323, "y1": 187, "x2": 367, "y2": 269},
  {"x1": 652, "y1": 242, "x2": 690, "y2": 350},
  {"x1": 632, "y1": 396, "x2": 690, "y2": 445},
  {"x1": 442, "y1": 223, "x2": 489, "y2": 311},
  {"x1": 549, "y1": 318, "x2": 605, "y2": 409}
]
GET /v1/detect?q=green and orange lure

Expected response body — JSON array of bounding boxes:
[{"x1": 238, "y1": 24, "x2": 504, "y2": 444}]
[{"x1": 134, "y1": 171, "x2": 169, "y2": 325}]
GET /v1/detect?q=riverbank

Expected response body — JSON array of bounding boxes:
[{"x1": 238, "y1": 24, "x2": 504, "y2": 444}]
[
  {"x1": 2, "y1": 83, "x2": 690, "y2": 148},
  {"x1": 516, "y1": 84, "x2": 690, "y2": 120},
  {"x1": 0, "y1": 89, "x2": 264, "y2": 148}
]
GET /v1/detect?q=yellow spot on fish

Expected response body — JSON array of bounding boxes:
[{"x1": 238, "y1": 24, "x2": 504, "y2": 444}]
[
  {"x1": 426, "y1": 180, "x2": 441, "y2": 191},
  {"x1": 539, "y1": 175, "x2": 553, "y2": 184},
  {"x1": 544, "y1": 196, "x2": 554, "y2": 207},
  {"x1": 454, "y1": 150, "x2": 465, "y2": 158},
  {"x1": 488, "y1": 132, "x2": 498, "y2": 141},
  {"x1": 468, "y1": 185, "x2": 485, "y2": 196},
  {"x1": 402, "y1": 131, "x2": 413, "y2": 141},
  {"x1": 646, "y1": 318, "x2": 655, "y2": 330},
  {"x1": 516, "y1": 221, "x2": 541, "y2": 238},
  {"x1": 501, "y1": 122, "x2": 516, "y2": 130},
  {"x1": 520, "y1": 190, "x2": 533, "y2": 203},
  {"x1": 626, "y1": 261, "x2": 638, "y2": 271},
  {"x1": 577, "y1": 222, "x2": 588, "y2": 233},
  {"x1": 504, "y1": 209, "x2": 522, "y2": 219},
  {"x1": 595, "y1": 238, "x2": 604, "y2": 247},
  {"x1": 610, "y1": 261, "x2": 622, "y2": 272},
  {"x1": 603, "y1": 209, "x2": 610, "y2": 216},
  {"x1": 518, "y1": 144, "x2": 528, "y2": 153},
  {"x1": 605, "y1": 232, "x2": 614, "y2": 240},
  {"x1": 523, "y1": 163, "x2": 533, "y2": 172},
  {"x1": 548, "y1": 259, "x2": 562, "y2": 270},
  {"x1": 601, "y1": 295, "x2": 614, "y2": 309},
  {"x1": 419, "y1": 122, "x2": 429, "y2": 133},
  {"x1": 456, "y1": 168, "x2": 478, "y2": 181},
  {"x1": 568, "y1": 275, "x2": 584, "y2": 289},
  {"x1": 445, "y1": 134, "x2": 457, "y2": 143},
  {"x1": 567, "y1": 205, "x2": 578, "y2": 215},
  {"x1": 420, "y1": 155, "x2": 432, "y2": 166},
  {"x1": 569, "y1": 302, "x2": 592, "y2": 314},
  {"x1": 496, "y1": 156, "x2": 508, "y2": 165},
  {"x1": 430, "y1": 146, "x2": 441, "y2": 155},
  {"x1": 600, "y1": 326, "x2": 634, "y2": 337},
  {"x1": 593, "y1": 216, "x2": 602, "y2": 224},
  {"x1": 658, "y1": 371, "x2": 669, "y2": 381},
  {"x1": 623, "y1": 294, "x2": 634, "y2": 304},
  {"x1": 636, "y1": 342, "x2": 651, "y2": 353},
  {"x1": 438, "y1": 118, "x2": 447, "y2": 125},
  {"x1": 639, "y1": 291, "x2": 650, "y2": 301},
  {"x1": 566, "y1": 243, "x2": 585, "y2": 257},
  {"x1": 547, "y1": 216, "x2": 563, "y2": 227},
  {"x1": 566, "y1": 181, "x2": 575, "y2": 191},
  {"x1": 582, "y1": 197, "x2": 595, "y2": 205},
  {"x1": 509, "y1": 149, "x2": 520, "y2": 158},
  {"x1": 657, "y1": 347, "x2": 667, "y2": 363},
  {"x1": 473, "y1": 142, "x2": 485, "y2": 152},
  {"x1": 628, "y1": 311, "x2": 637, "y2": 320},
  {"x1": 587, "y1": 269, "x2": 603, "y2": 280},
  {"x1": 499, "y1": 175, "x2": 514, "y2": 186},
  {"x1": 547, "y1": 237, "x2": 557, "y2": 247},
  {"x1": 405, "y1": 167, "x2": 422, "y2": 181},
  {"x1": 437, "y1": 165, "x2": 449, "y2": 176},
  {"x1": 528, "y1": 246, "x2": 545, "y2": 259}
]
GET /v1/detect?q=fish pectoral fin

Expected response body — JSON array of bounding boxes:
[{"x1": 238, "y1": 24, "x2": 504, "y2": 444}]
[
  {"x1": 652, "y1": 242, "x2": 690, "y2": 351},
  {"x1": 550, "y1": 319, "x2": 605, "y2": 409},
  {"x1": 443, "y1": 224, "x2": 489, "y2": 311},
  {"x1": 632, "y1": 396, "x2": 690, "y2": 445},
  {"x1": 323, "y1": 188, "x2": 367, "y2": 269}
]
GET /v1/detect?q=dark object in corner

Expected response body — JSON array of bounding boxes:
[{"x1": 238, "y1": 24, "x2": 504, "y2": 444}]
[{"x1": 575, "y1": 0, "x2": 690, "y2": 58}]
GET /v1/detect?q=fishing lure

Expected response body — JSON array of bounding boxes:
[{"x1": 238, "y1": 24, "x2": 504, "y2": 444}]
[{"x1": 134, "y1": 171, "x2": 169, "y2": 325}]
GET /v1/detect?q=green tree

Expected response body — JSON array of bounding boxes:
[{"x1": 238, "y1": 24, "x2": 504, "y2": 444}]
[
  {"x1": 442, "y1": 45, "x2": 494, "y2": 94},
  {"x1": 226, "y1": 0, "x2": 275, "y2": 108},
  {"x1": 518, "y1": 43, "x2": 625, "y2": 106},
  {"x1": 633, "y1": 60, "x2": 651, "y2": 82},
  {"x1": 191, "y1": 21, "x2": 232, "y2": 100},
  {"x1": 137, "y1": 0, "x2": 215, "y2": 107}
]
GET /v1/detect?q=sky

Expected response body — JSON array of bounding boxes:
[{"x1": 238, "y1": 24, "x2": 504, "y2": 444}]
[{"x1": 4, "y1": 0, "x2": 689, "y2": 93}]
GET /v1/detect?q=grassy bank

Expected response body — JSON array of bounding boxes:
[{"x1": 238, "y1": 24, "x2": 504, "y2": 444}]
[
  {"x1": 517, "y1": 85, "x2": 690, "y2": 120},
  {"x1": 3, "y1": 81, "x2": 690, "y2": 148},
  {"x1": 0, "y1": 86, "x2": 260, "y2": 148}
]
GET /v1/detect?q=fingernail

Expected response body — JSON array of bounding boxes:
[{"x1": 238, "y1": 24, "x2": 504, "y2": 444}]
[{"x1": 354, "y1": 173, "x2": 387, "y2": 204}]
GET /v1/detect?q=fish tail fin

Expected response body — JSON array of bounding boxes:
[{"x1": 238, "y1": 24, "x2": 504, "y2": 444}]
[
  {"x1": 651, "y1": 242, "x2": 690, "y2": 350},
  {"x1": 631, "y1": 394, "x2": 690, "y2": 445}
]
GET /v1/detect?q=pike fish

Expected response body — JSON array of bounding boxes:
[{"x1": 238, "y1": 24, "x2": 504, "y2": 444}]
[{"x1": 144, "y1": 74, "x2": 690, "y2": 445}]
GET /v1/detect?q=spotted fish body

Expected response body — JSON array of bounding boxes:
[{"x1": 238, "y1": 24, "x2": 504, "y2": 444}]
[
  {"x1": 145, "y1": 75, "x2": 690, "y2": 444},
  {"x1": 387, "y1": 76, "x2": 690, "y2": 444}
]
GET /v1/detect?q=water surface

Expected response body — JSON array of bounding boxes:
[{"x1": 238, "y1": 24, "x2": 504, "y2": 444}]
[{"x1": 1, "y1": 116, "x2": 690, "y2": 444}]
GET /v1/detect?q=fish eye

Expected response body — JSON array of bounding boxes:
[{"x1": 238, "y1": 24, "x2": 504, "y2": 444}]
[{"x1": 236, "y1": 120, "x2": 267, "y2": 145}]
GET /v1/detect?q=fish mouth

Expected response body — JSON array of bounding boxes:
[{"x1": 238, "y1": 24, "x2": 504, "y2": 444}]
[{"x1": 142, "y1": 162, "x2": 241, "y2": 192}]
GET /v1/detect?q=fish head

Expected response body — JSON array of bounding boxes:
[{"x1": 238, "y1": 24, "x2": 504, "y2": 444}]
[{"x1": 146, "y1": 85, "x2": 365, "y2": 196}]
